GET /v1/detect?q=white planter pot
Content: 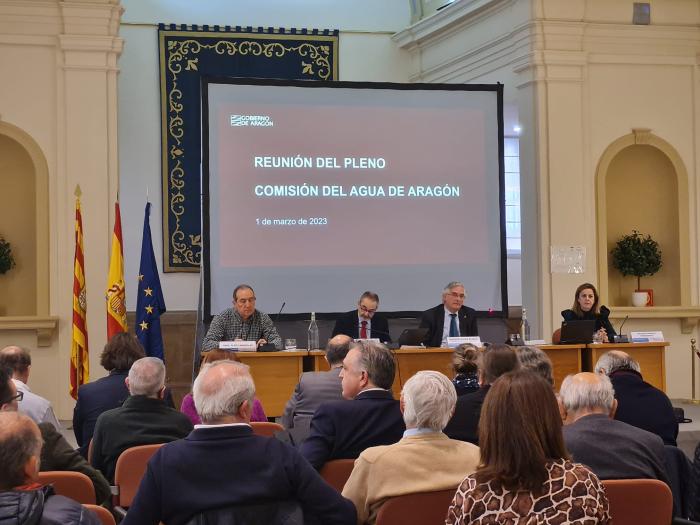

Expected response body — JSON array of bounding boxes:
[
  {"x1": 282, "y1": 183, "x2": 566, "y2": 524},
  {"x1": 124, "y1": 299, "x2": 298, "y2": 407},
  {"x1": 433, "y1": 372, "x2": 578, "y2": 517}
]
[{"x1": 631, "y1": 291, "x2": 649, "y2": 307}]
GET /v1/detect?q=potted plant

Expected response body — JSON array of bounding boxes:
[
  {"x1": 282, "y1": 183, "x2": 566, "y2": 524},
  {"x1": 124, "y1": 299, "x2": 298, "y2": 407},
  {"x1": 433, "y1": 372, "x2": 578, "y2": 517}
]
[
  {"x1": 610, "y1": 230, "x2": 662, "y2": 306},
  {"x1": 0, "y1": 236, "x2": 15, "y2": 275}
]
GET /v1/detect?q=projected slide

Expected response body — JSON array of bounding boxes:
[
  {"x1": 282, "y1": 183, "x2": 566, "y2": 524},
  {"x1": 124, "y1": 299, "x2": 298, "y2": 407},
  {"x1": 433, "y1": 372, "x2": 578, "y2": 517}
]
[{"x1": 204, "y1": 79, "x2": 506, "y2": 317}]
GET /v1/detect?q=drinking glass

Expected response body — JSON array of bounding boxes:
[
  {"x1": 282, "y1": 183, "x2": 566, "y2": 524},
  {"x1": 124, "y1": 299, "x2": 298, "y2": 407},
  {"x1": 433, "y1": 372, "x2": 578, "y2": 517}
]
[{"x1": 284, "y1": 338, "x2": 297, "y2": 350}]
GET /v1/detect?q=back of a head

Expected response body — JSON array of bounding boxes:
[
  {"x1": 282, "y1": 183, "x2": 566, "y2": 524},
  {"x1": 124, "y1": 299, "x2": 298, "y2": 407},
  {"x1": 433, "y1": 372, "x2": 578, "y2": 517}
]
[
  {"x1": 100, "y1": 332, "x2": 146, "y2": 372},
  {"x1": 559, "y1": 372, "x2": 615, "y2": 415},
  {"x1": 0, "y1": 412, "x2": 42, "y2": 490},
  {"x1": 515, "y1": 346, "x2": 554, "y2": 386},
  {"x1": 200, "y1": 349, "x2": 241, "y2": 366},
  {"x1": 452, "y1": 343, "x2": 479, "y2": 376},
  {"x1": 594, "y1": 350, "x2": 640, "y2": 375},
  {"x1": 128, "y1": 357, "x2": 166, "y2": 397},
  {"x1": 0, "y1": 367, "x2": 14, "y2": 405},
  {"x1": 193, "y1": 360, "x2": 255, "y2": 424},
  {"x1": 477, "y1": 370, "x2": 567, "y2": 493},
  {"x1": 402, "y1": 371, "x2": 457, "y2": 432},
  {"x1": 481, "y1": 344, "x2": 520, "y2": 384},
  {"x1": 325, "y1": 335, "x2": 352, "y2": 366},
  {"x1": 355, "y1": 341, "x2": 395, "y2": 389},
  {"x1": 0, "y1": 346, "x2": 31, "y2": 377}
]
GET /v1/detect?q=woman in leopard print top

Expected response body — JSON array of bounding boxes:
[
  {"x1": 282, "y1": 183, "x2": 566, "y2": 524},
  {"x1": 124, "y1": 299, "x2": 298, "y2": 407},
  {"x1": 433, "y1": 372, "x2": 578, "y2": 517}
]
[{"x1": 446, "y1": 370, "x2": 611, "y2": 524}]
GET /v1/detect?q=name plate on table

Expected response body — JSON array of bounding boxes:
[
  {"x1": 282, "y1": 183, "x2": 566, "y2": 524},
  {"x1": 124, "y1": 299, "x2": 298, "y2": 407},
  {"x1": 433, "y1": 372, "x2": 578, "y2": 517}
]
[
  {"x1": 354, "y1": 338, "x2": 380, "y2": 343},
  {"x1": 219, "y1": 340, "x2": 257, "y2": 352},
  {"x1": 447, "y1": 336, "x2": 482, "y2": 348},
  {"x1": 630, "y1": 331, "x2": 665, "y2": 343}
]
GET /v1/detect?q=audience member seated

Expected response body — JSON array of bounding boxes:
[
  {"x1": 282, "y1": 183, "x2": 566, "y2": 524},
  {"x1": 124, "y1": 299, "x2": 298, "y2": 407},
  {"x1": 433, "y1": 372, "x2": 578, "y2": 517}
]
[
  {"x1": 122, "y1": 360, "x2": 356, "y2": 525},
  {"x1": 74, "y1": 333, "x2": 142, "y2": 457},
  {"x1": 0, "y1": 367, "x2": 111, "y2": 505},
  {"x1": 0, "y1": 345, "x2": 61, "y2": 430},
  {"x1": 692, "y1": 441, "x2": 700, "y2": 521},
  {"x1": 515, "y1": 345, "x2": 554, "y2": 386},
  {"x1": 446, "y1": 370, "x2": 611, "y2": 524},
  {"x1": 443, "y1": 344, "x2": 519, "y2": 444},
  {"x1": 450, "y1": 343, "x2": 480, "y2": 396},
  {"x1": 560, "y1": 372, "x2": 669, "y2": 484},
  {"x1": 342, "y1": 371, "x2": 480, "y2": 525},
  {"x1": 281, "y1": 335, "x2": 351, "y2": 444},
  {"x1": 181, "y1": 349, "x2": 267, "y2": 425},
  {"x1": 595, "y1": 350, "x2": 678, "y2": 445},
  {"x1": 301, "y1": 341, "x2": 404, "y2": 470},
  {"x1": 91, "y1": 357, "x2": 192, "y2": 482},
  {"x1": 0, "y1": 412, "x2": 100, "y2": 525}
]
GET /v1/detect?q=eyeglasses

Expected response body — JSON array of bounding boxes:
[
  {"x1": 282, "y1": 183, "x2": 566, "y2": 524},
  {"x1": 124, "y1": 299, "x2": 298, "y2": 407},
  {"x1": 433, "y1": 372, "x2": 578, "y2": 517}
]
[
  {"x1": 447, "y1": 292, "x2": 465, "y2": 299},
  {"x1": 359, "y1": 305, "x2": 377, "y2": 314},
  {"x1": 2, "y1": 391, "x2": 23, "y2": 404}
]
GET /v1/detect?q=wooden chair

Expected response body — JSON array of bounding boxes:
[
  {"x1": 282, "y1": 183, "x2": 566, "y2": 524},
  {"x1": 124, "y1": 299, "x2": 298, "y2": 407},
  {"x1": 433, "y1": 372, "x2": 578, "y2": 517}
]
[
  {"x1": 602, "y1": 479, "x2": 673, "y2": 525},
  {"x1": 552, "y1": 328, "x2": 561, "y2": 344},
  {"x1": 250, "y1": 421, "x2": 284, "y2": 437},
  {"x1": 113, "y1": 443, "x2": 163, "y2": 516},
  {"x1": 38, "y1": 471, "x2": 96, "y2": 504},
  {"x1": 83, "y1": 504, "x2": 116, "y2": 525},
  {"x1": 319, "y1": 459, "x2": 355, "y2": 492},
  {"x1": 375, "y1": 489, "x2": 455, "y2": 525}
]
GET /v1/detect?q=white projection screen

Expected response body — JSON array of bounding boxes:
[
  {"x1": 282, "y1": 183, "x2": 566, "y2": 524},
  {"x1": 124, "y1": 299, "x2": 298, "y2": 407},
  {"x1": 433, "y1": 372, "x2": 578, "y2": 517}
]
[{"x1": 202, "y1": 78, "x2": 507, "y2": 320}]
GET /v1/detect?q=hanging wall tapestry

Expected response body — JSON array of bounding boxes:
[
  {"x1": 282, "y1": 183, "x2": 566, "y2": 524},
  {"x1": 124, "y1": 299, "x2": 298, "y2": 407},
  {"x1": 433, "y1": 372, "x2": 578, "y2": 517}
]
[{"x1": 159, "y1": 24, "x2": 339, "y2": 271}]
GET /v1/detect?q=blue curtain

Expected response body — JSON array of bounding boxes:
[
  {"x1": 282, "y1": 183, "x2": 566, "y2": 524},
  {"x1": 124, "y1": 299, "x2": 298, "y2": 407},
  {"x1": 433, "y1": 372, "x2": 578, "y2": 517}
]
[{"x1": 158, "y1": 24, "x2": 340, "y2": 272}]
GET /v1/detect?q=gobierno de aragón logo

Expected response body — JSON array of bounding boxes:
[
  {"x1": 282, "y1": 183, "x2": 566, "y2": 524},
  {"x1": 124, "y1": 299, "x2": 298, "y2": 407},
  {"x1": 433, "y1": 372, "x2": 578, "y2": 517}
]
[{"x1": 230, "y1": 114, "x2": 274, "y2": 127}]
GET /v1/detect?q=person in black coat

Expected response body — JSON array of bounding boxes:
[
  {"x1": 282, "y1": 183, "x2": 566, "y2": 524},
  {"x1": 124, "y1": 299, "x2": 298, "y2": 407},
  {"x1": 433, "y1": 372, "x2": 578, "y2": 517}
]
[
  {"x1": 561, "y1": 282, "x2": 616, "y2": 342},
  {"x1": 332, "y1": 291, "x2": 392, "y2": 343},
  {"x1": 420, "y1": 282, "x2": 478, "y2": 348}
]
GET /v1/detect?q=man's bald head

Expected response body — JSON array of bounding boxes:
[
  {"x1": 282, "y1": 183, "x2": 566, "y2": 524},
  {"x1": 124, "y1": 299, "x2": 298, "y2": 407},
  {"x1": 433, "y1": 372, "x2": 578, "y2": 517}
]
[
  {"x1": 192, "y1": 361, "x2": 255, "y2": 424},
  {"x1": 326, "y1": 334, "x2": 353, "y2": 366},
  {"x1": 0, "y1": 412, "x2": 42, "y2": 490},
  {"x1": 559, "y1": 372, "x2": 616, "y2": 422},
  {"x1": 0, "y1": 346, "x2": 31, "y2": 383}
]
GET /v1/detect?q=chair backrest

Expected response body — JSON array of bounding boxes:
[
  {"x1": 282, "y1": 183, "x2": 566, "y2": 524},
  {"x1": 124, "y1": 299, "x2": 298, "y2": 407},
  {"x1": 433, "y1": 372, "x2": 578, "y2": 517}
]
[
  {"x1": 38, "y1": 471, "x2": 96, "y2": 504},
  {"x1": 114, "y1": 443, "x2": 163, "y2": 508},
  {"x1": 319, "y1": 459, "x2": 355, "y2": 492},
  {"x1": 552, "y1": 328, "x2": 561, "y2": 344},
  {"x1": 250, "y1": 421, "x2": 284, "y2": 437},
  {"x1": 375, "y1": 489, "x2": 455, "y2": 525},
  {"x1": 83, "y1": 504, "x2": 116, "y2": 525},
  {"x1": 602, "y1": 479, "x2": 673, "y2": 525}
]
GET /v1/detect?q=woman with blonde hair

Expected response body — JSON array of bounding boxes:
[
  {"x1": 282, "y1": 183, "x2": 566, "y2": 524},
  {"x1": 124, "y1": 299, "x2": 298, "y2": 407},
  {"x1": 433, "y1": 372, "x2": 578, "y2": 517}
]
[{"x1": 451, "y1": 343, "x2": 480, "y2": 396}]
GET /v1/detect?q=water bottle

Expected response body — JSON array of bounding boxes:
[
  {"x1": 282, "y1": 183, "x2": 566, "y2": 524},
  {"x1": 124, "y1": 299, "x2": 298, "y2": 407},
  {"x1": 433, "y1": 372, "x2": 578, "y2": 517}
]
[
  {"x1": 307, "y1": 311, "x2": 319, "y2": 351},
  {"x1": 521, "y1": 307, "x2": 531, "y2": 342}
]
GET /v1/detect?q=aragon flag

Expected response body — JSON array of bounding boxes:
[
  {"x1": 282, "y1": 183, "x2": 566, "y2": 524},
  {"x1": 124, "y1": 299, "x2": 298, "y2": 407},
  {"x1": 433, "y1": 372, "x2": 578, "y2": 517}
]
[
  {"x1": 70, "y1": 188, "x2": 89, "y2": 399},
  {"x1": 106, "y1": 202, "x2": 127, "y2": 338}
]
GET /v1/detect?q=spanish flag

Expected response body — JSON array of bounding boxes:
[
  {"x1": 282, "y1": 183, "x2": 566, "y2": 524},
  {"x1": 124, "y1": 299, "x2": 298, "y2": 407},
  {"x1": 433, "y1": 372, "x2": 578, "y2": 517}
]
[
  {"x1": 70, "y1": 189, "x2": 89, "y2": 399},
  {"x1": 106, "y1": 202, "x2": 127, "y2": 338}
]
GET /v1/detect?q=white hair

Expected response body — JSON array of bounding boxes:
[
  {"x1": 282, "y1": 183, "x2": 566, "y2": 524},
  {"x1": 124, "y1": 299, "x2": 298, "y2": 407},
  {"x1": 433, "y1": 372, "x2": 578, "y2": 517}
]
[
  {"x1": 127, "y1": 357, "x2": 165, "y2": 397},
  {"x1": 442, "y1": 281, "x2": 464, "y2": 294},
  {"x1": 594, "y1": 351, "x2": 641, "y2": 375},
  {"x1": 401, "y1": 371, "x2": 456, "y2": 431},
  {"x1": 559, "y1": 373, "x2": 615, "y2": 413},
  {"x1": 193, "y1": 361, "x2": 255, "y2": 423}
]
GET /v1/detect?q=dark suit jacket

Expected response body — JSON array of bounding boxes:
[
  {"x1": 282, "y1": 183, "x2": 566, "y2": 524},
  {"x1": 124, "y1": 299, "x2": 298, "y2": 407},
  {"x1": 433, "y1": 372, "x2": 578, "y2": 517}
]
[
  {"x1": 72, "y1": 370, "x2": 175, "y2": 458},
  {"x1": 300, "y1": 389, "x2": 405, "y2": 470},
  {"x1": 91, "y1": 395, "x2": 193, "y2": 482},
  {"x1": 443, "y1": 385, "x2": 489, "y2": 445},
  {"x1": 563, "y1": 413, "x2": 669, "y2": 484},
  {"x1": 419, "y1": 304, "x2": 478, "y2": 347},
  {"x1": 561, "y1": 306, "x2": 616, "y2": 338},
  {"x1": 332, "y1": 310, "x2": 392, "y2": 343},
  {"x1": 121, "y1": 425, "x2": 356, "y2": 525},
  {"x1": 610, "y1": 370, "x2": 678, "y2": 446}
]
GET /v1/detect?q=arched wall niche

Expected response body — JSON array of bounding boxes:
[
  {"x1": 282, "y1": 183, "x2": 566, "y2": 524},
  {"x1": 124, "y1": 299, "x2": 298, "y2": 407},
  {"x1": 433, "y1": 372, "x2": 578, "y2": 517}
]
[
  {"x1": 0, "y1": 121, "x2": 50, "y2": 316},
  {"x1": 596, "y1": 129, "x2": 690, "y2": 307}
]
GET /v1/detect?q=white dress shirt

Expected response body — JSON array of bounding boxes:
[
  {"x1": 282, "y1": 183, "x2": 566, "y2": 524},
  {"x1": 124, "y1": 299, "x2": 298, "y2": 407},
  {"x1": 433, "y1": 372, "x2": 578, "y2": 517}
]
[{"x1": 13, "y1": 378, "x2": 61, "y2": 431}]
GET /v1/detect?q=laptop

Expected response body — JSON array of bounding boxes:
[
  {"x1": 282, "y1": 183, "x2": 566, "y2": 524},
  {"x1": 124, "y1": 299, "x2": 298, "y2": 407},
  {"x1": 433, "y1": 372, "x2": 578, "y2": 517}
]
[
  {"x1": 398, "y1": 328, "x2": 429, "y2": 347},
  {"x1": 559, "y1": 319, "x2": 596, "y2": 344}
]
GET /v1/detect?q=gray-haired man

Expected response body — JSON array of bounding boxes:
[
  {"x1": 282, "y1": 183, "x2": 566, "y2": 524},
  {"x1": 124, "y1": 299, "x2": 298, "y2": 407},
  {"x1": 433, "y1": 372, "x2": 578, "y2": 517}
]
[
  {"x1": 420, "y1": 281, "x2": 478, "y2": 347},
  {"x1": 91, "y1": 357, "x2": 192, "y2": 482}
]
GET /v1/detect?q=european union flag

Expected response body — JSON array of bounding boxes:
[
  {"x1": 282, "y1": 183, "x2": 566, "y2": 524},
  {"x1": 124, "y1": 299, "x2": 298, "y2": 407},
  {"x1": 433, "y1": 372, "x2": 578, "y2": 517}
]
[{"x1": 136, "y1": 202, "x2": 166, "y2": 360}]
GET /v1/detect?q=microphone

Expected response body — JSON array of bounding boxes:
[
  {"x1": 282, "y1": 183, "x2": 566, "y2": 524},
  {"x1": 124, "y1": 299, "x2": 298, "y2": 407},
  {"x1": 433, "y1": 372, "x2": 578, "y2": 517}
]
[
  {"x1": 258, "y1": 301, "x2": 286, "y2": 353},
  {"x1": 613, "y1": 315, "x2": 630, "y2": 343},
  {"x1": 276, "y1": 301, "x2": 286, "y2": 322}
]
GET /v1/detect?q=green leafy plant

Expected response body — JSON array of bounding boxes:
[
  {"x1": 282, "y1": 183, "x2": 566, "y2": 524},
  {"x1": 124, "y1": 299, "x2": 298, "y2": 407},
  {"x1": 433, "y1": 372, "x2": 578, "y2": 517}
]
[
  {"x1": 610, "y1": 230, "x2": 662, "y2": 290},
  {"x1": 0, "y1": 237, "x2": 15, "y2": 275}
]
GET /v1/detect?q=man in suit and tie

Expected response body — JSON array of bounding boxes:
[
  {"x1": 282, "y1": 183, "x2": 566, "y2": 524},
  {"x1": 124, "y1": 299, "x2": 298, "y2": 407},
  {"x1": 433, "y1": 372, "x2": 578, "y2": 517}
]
[
  {"x1": 332, "y1": 291, "x2": 392, "y2": 343},
  {"x1": 301, "y1": 341, "x2": 405, "y2": 470},
  {"x1": 281, "y1": 334, "x2": 352, "y2": 445},
  {"x1": 420, "y1": 281, "x2": 478, "y2": 347},
  {"x1": 122, "y1": 360, "x2": 356, "y2": 525}
]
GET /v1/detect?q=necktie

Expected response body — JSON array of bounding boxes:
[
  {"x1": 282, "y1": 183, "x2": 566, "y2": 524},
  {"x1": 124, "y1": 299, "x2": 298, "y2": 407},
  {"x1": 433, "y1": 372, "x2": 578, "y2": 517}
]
[
  {"x1": 360, "y1": 320, "x2": 368, "y2": 339},
  {"x1": 449, "y1": 313, "x2": 459, "y2": 337}
]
